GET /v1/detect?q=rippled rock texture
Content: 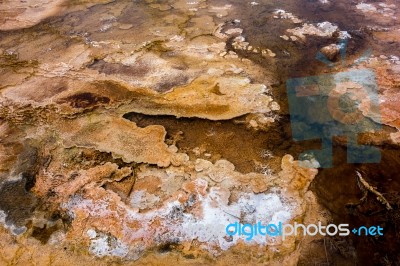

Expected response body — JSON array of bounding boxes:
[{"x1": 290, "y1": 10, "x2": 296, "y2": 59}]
[
  {"x1": 0, "y1": 0, "x2": 399, "y2": 265},
  {"x1": 0, "y1": 1, "x2": 322, "y2": 264}
]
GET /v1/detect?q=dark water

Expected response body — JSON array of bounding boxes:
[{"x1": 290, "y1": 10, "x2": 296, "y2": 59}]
[
  {"x1": 126, "y1": 0, "x2": 400, "y2": 264},
  {"x1": 1, "y1": 0, "x2": 399, "y2": 264},
  {"x1": 220, "y1": 0, "x2": 400, "y2": 264}
]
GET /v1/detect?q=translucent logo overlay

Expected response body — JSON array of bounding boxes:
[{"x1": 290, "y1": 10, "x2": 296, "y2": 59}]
[
  {"x1": 287, "y1": 43, "x2": 381, "y2": 168},
  {"x1": 225, "y1": 221, "x2": 383, "y2": 241}
]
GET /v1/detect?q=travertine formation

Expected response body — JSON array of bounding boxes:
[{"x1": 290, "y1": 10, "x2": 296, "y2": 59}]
[
  {"x1": 0, "y1": 0, "x2": 399, "y2": 265},
  {"x1": 0, "y1": 0, "x2": 67, "y2": 31}
]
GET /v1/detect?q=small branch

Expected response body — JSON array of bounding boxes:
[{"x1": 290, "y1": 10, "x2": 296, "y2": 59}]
[
  {"x1": 360, "y1": 191, "x2": 368, "y2": 203},
  {"x1": 356, "y1": 171, "x2": 392, "y2": 210}
]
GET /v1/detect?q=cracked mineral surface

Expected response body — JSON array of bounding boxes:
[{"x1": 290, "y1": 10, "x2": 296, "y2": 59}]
[{"x1": 0, "y1": 0, "x2": 400, "y2": 265}]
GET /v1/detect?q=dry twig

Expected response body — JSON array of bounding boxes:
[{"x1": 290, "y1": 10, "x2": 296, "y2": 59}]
[{"x1": 356, "y1": 171, "x2": 392, "y2": 210}]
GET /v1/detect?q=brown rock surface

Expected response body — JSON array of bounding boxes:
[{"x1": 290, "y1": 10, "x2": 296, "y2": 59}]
[
  {"x1": 0, "y1": 0, "x2": 67, "y2": 31},
  {"x1": 0, "y1": 0, "x2": 375, "y2": 265},
  {"x1": 320, "y1": 44, "x2": 341, "y2": 61}
]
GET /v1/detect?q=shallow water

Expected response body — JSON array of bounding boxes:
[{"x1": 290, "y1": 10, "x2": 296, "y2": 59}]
[{"x1": 1, "y1": 0, "x2": 400, "y2": 264}]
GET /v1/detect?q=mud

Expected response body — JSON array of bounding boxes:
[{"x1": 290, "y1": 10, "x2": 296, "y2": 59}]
[
  {"x1": 311, "y1": 146, "x2": 400, "y2": 265},
  {"x1": 209, "y1": 0, "x2": 400, "y2": 264},
  {"x1": 0, "y1": 0, "x2": 399, "y2": 265},
  {"x1": 123, "y1": 112, "x2": 321, "y2": 174}
]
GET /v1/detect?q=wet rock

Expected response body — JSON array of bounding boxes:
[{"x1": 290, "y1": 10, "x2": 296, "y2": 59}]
[
  {"x1": 0, "y1": 0, "x2": 66, "y2": 31},
  {"x1": 171, "y1": 153, "x2": 190, "y2": 166},
  {"x1": 103, "y1": 175, "x2": 135, "y2": 202},
  {"x1": 50, "y1": 154, "x2": 322, "y2": 263},
  {"x1": 182, "y1": 178, "x2": 208, "y2": 196},
  {"x1": 280, "y1": 35, "x2": 290, "y2": 41},
  {"x1": 320, "y1": 44, "x2": 341, "y2": 61},
  {"x1": 33, "y1": 162, "x2": 132, "y2": 203},
  {"x1": 194, "y1": 159, "x2": 213, "y2": 172},
  {"x1": 0, "y1": 178, "x2": 37, "y2": 229},
  {"x1": 287, "y1": 22, "x2": 339, "y2": 41},
  {"x1": 0, "y1": 0, "x2": 331, "y2": 264},
  {"x1": 273, "y1": 9, "x2": 302, "y2": 24},
  {"x1": 278, "y1": 154, "x2": 319, "y2": 195},
  {"x1": 60, "y1": 115, "x2": 173, "y2": 167},
  {"x1": 370, "y1": 65, "x2": 400, "y2": 143}
]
